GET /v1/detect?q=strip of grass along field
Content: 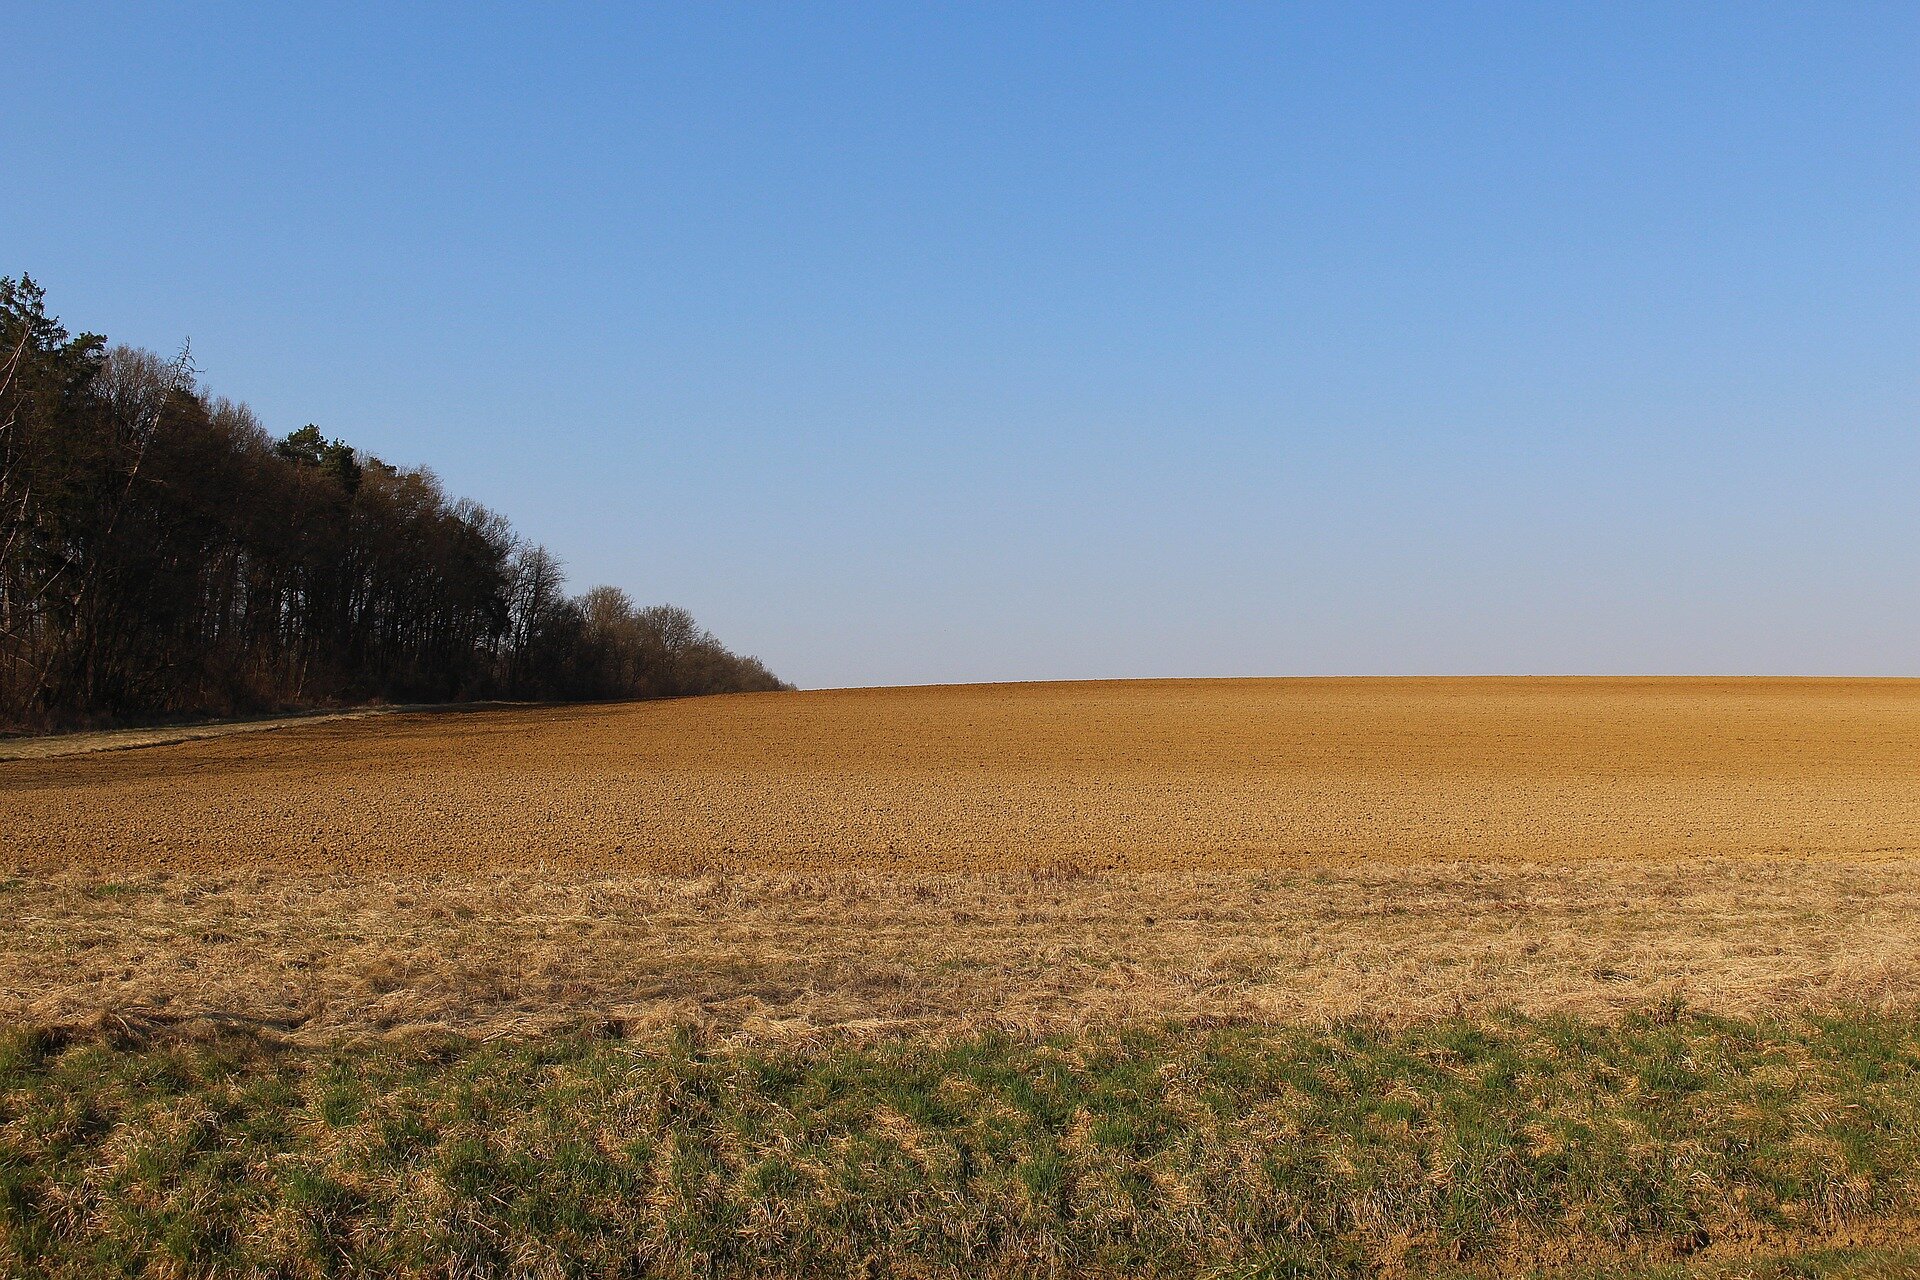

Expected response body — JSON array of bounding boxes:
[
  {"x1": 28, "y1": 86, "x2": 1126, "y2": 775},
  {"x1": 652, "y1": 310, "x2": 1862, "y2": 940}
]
[{"x1": 4, "y1": 1008, "x2": 1919, "y2": 1278}]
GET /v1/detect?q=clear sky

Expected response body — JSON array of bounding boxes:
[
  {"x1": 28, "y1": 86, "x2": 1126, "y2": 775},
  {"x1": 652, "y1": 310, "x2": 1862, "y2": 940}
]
[{"x1": 6, "y1": 3, "x2": 1916, "y2": 688}]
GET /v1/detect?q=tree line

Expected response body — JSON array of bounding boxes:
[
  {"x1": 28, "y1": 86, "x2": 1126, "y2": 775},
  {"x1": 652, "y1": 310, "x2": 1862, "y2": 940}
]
[{"x1": 0, "y1": 275, "x2": 788, "y2": 731}]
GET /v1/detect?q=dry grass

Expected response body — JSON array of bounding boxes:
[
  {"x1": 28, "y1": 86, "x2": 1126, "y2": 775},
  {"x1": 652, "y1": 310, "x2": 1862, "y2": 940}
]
[
  {"x1": 5, "y1": 677, "x2": 1920, "y2": 877},
  {"x1": 5, "y1": 855, "x2": 1918, "y2": 1044},
  {"x1": 0, "y1": 703, "x2": 451, "y2": 761}
]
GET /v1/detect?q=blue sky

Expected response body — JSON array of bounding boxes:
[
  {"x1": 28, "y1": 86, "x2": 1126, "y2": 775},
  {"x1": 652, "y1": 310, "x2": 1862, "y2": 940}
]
[{"x1": 6, "y1": 3, "x2": 1916, "y2": 687}]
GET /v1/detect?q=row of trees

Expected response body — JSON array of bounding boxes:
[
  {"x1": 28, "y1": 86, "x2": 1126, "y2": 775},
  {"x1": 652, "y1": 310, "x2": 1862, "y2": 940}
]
[{"x1": 0, "y1": 276, "x2": 787, "y2": 731}]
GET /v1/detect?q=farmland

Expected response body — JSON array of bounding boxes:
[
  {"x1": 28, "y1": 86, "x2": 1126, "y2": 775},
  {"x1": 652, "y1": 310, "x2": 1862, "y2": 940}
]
[
  {"x1": 5, "y1": 677, "x2": 1920, "y2": 1276},
  {"x1": 0, "y1": 677, "x2": 1917, "y2": 1041},
  {"x1": 4, "y1": 676, "x2": 1920, "y2": 1043},
  {"x1": 8, "y1": 676, "x2": 1920, "y2": 877}
]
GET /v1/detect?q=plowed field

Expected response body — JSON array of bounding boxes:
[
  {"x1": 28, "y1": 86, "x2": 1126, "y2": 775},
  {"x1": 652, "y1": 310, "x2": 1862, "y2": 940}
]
[{"x1": 4, "y1": 677, "x2": 1918, "y2": 876}]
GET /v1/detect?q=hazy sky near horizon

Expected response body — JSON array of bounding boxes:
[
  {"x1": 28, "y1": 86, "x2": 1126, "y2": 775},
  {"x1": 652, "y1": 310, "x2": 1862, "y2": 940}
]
[{"x1": 6, "y1": 4, "x2": 1917, "y2": 688}]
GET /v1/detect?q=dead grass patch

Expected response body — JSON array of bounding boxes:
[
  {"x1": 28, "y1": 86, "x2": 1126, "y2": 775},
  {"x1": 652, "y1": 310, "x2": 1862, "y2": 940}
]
[{"x1": 3, "y1": 856, "x2": 1917, "y2": 1045}]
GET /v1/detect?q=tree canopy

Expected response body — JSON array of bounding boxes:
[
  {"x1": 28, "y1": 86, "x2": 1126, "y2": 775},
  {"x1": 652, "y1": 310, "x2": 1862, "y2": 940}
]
[{"x1": 0, "y1": 276, "x2": 787, "y2": 731}]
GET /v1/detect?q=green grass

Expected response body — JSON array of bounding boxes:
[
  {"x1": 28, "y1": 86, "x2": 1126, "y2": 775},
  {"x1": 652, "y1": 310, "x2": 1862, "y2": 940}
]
[{"x1": 2, "y1": 1009, "x2": 1919, "y2": 1277}]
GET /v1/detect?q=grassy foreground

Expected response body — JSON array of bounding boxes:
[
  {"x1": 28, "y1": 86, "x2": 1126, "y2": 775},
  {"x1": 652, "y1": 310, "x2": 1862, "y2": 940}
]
[{"x1": 3, "y1": 1009, "x2": 1920, "y2": 1278}]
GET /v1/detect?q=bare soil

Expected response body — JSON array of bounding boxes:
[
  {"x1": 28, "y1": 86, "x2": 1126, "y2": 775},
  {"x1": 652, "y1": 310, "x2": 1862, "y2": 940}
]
[{"x1": 4, "y1": 677, "x2": 1918, "y2": 876}]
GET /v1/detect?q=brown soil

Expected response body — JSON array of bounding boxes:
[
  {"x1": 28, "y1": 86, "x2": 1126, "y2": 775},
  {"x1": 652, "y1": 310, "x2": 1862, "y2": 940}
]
[{"x1": 4, "y1": 677, "x2": 1918, "y2": 877}]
